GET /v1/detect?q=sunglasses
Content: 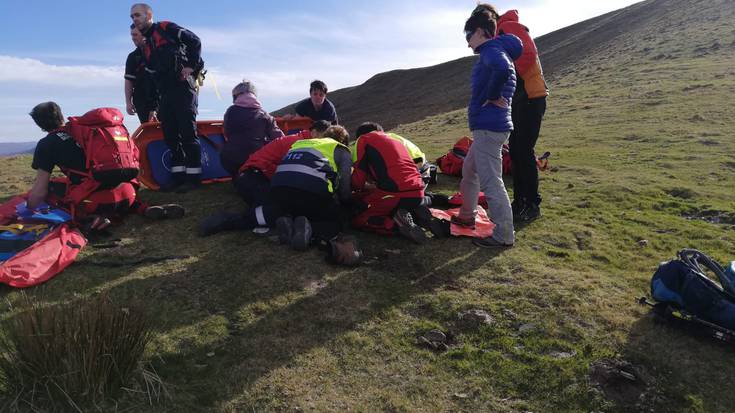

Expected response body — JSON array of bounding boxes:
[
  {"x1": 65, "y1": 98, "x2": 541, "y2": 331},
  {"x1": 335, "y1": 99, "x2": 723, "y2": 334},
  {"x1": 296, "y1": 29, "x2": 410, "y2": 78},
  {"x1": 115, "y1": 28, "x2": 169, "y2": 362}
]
[{"x1": 465, "y1": 31, "x2": 474, "y2": 42}]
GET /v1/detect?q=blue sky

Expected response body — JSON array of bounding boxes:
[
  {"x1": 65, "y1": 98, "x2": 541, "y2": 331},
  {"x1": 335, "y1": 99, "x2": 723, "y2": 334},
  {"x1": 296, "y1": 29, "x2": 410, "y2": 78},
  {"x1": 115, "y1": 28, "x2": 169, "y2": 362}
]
[{"x1": 0, "y1": 0, "x2": 641, "y2": 142}]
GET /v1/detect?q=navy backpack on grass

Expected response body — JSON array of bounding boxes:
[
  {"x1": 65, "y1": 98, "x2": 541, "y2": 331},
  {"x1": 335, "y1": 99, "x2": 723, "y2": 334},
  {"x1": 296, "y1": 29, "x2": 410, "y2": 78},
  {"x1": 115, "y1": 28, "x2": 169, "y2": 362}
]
[{"x1": 648, "y1": 249, "x2": 735, "y2": 340}]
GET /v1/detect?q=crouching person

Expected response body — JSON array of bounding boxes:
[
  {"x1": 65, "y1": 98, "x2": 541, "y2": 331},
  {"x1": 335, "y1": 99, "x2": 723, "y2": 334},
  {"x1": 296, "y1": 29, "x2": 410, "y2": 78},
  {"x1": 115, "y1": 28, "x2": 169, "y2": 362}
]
[
  {"x1": 232, "y1": 120, "x2": 330, "y2": 207},
  {"x1": 350, "y1": 122, "x2": 446, "y2": 243},
  {"x1": 28, "y1": 102, "x2": 184, "y2": 231},
  {"x1": 200, "y1": 126, "x2": 353, "y2": 246}
]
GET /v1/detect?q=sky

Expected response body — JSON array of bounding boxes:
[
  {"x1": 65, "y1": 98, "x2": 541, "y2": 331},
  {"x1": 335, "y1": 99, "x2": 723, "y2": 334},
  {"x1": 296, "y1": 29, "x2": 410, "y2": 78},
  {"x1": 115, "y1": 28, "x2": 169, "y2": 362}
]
[{"x1": 0, "y1": 0, "x2": 641, "y2": 142}]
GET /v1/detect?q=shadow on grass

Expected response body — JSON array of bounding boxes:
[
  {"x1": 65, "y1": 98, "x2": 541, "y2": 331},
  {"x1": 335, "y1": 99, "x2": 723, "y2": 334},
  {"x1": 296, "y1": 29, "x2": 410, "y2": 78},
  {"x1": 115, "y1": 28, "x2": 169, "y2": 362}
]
[
  {"x1": 105, "y1": 234, "x2": 500, "y2": 410},
  {"x1": 618, "y1": 311, "x2": 735, "y2": 413},
  {"x1": 0, "y1": 180, "x2": 510, "y2": 410}
]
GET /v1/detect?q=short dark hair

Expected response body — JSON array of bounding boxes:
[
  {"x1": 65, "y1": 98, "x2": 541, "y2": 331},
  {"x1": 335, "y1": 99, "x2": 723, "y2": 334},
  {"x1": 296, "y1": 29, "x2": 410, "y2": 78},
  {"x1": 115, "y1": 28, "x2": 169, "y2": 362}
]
[
  {"x1": 354, "y1": 122, "x2": 383, "y2": 140},
  {"x1": 30, "y1": 102, "x2": 65, "y2": 132},
  {"x1": 309, "y1": 120, "x2": 331, "y2": 133},
  {"x1": 310, "y1": 80, "x2": 328, "y2": 94},
  {"x1": 131, "y1": 3, "x2": 152, "y2": 13},
  {"x1": 464, "y1": 3, "x2": 498, "y2": 38}
]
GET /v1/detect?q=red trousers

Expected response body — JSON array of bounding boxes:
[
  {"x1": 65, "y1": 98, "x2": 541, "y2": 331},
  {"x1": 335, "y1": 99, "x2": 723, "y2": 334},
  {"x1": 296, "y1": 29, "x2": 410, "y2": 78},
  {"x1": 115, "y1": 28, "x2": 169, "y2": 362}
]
[{"x1": 351, "y1": 188, "x2": 423, "y2": 235}]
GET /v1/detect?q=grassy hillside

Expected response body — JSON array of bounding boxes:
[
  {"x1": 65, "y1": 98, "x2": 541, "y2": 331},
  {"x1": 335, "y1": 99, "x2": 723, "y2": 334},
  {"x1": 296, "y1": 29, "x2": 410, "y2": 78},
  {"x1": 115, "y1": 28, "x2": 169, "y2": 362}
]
[{"x1": 2, "y1": 0, "x2": 735, "y2": 411}]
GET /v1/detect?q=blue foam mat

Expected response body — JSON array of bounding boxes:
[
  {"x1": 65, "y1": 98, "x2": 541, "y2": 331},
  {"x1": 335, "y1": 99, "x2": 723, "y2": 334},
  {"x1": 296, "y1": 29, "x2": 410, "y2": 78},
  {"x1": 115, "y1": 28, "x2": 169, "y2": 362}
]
[{"x1": 146, "y1": 134, "x2": 230, "y2": 187}]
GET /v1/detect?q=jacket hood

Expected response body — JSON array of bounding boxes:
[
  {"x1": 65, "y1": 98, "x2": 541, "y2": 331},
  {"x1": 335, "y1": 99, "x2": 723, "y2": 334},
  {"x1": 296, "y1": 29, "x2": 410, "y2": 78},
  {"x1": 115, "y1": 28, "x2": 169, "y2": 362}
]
[
  {"x1": 498, "y1": 10, "x2": 519, "y2": 26},
  {"x1": 492, "y1": 34, "x2": 523, "y2": 61}
]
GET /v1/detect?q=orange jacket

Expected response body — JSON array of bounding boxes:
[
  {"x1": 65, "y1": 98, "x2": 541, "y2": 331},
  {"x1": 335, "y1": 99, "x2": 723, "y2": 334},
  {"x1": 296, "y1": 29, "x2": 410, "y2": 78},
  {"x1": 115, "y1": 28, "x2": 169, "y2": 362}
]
[{"x1": 497, "y1": 10, "x2": 548, "y2": 99}]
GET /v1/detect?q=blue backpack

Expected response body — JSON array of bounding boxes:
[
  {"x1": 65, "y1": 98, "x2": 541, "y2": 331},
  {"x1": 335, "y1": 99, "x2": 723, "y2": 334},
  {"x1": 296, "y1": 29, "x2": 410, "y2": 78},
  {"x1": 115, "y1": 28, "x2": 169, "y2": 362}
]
[{"x1": 650, "y1": 249, "x2": 735, "y2": 335}]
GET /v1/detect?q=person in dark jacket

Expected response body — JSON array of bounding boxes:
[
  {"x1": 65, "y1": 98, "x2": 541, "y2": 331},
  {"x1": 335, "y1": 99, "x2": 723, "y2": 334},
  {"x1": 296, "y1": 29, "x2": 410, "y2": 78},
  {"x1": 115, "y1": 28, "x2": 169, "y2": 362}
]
[
  {"x1": 124, "y1": 24, "x2": 158, "y2": 124},
  {"x1": 452, "y1": 4, "x2": 522, "y2": 248},
  {"x1": 130, "y1": 3, "x2": 203, "y2": 193},
  {"x1": 294, "y1": 80, "x2": 339, "y2": 124},
  {"x1": 221, "y1": 80, "x2": 284, "y2": 176}
]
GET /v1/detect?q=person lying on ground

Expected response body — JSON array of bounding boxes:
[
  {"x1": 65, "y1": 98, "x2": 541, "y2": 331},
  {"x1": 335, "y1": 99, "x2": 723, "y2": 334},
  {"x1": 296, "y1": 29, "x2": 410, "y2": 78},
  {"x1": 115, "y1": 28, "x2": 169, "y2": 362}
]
[
  {"x1": 28, "y1": 102, "x2": 184, "y2": 231},
  {"x1": 220, "y1": 80, "x2": 284, "y2": 177}
]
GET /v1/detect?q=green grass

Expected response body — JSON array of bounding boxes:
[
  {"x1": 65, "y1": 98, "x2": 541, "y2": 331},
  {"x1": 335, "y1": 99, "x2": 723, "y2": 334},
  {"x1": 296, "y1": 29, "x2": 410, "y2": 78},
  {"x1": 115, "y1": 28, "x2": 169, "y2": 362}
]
[{"x1": 2, "y1": 3, "x2": 735, "y2": 410}]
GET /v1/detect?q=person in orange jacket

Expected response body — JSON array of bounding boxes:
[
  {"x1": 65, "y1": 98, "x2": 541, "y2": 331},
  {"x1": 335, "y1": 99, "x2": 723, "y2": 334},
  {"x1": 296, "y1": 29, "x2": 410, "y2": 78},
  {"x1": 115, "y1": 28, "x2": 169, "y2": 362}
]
[{"x1": 497, "y1": 9, "x2": 549, "y2": 222}]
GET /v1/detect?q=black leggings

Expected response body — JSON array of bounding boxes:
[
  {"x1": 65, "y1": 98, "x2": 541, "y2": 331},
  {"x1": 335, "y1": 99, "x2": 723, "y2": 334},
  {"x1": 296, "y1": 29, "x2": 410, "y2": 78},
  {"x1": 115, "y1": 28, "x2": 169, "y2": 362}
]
[{"x1": 509, "y1": 95, "x2": 546, "y2": 206}]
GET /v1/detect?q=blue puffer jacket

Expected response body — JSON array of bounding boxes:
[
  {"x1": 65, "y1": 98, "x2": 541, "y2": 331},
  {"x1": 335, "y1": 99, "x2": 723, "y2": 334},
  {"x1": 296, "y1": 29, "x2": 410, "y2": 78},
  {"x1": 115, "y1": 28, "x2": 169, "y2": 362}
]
[{"x1": 468, "y1": 34, "x2": 523, "y2": 132}]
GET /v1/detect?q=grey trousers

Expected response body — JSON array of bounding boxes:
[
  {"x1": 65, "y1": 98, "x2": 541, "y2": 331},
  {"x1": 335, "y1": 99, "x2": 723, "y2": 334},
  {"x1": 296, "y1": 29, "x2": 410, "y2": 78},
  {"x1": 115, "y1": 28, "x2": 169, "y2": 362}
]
[{"x1": 458, "y1": 129, "x2": 515, "y2": 244}]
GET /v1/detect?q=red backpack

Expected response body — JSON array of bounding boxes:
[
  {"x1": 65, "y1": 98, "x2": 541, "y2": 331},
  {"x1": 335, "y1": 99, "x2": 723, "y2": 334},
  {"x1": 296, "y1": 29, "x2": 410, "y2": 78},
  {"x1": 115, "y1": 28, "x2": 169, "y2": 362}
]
[
  {"x1": 63, "y1": 108, "x2": 139, "y2": 207},
  {"x1": 437, "y1": 136, "x2": 549, "y2": 177},
  {"x1": 436, "y1": 136, "x2": 473, "y2": 176},
  {"x1": 65, "y1": 108, "x2": 139, "y2": 185}
]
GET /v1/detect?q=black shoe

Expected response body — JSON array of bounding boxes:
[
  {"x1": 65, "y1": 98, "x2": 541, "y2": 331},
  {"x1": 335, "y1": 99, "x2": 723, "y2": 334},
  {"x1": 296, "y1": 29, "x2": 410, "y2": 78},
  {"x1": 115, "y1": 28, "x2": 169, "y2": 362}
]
[
  {"x1": 291, "y1": 216, "x2": 312, "y2": 251},
  {"x1": 515, "y1": 204, "x2": 541, "y2": 223},
  {"x1": 198, "y1": 212, "x2": 244, "y2": 237},
  {"x1": 144, "y1": 204, "x2": 186, "y2": 220},
  {"x1": 472, "y1": 236, "x2": 513, "y2": 249},
  {"x1": 511, "y1": 199, "x2": 525, "y2": 216},
  {"x1": 427, "y1": 218, "x2": 451, "y2": 238},
  {"x1": 393, "y1": 209, "x2": 427, "y2": 244},
  {"x1": 413, "y1": 206, "x2": 450, "y2": 238},
  {"x1": 276, "y1": 216, "x2": 294, "y2": 245}
]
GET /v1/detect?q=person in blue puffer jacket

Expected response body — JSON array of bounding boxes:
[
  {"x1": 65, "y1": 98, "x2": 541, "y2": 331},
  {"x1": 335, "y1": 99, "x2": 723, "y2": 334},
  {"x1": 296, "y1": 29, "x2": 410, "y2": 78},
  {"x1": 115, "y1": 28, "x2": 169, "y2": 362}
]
[{"x1": 452, "y1": 4, "x2": 522, "y2": 248}]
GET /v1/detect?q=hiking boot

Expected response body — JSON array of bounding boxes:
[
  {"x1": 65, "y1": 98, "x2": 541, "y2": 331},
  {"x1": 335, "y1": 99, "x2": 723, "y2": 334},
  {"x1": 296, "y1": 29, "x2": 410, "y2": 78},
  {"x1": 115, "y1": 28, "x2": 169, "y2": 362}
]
[
  {"x1": 291, "y1": 216, "x2": 312, "y2": 251},
  {"x1": 450, "y1": 214, "x2": 476, "y2": 229},
  {"x1": 276, "y1": 216, "x2": 294, "y2": 245},
  {"x1": 393, "y1": 209, "x2": 427, "y2": 244},
  {"x1": 515, "y1": 204, "x2": 541, "y2": 223},
  {"x1": 412, "y1": 206, "x2": 450, "y2": 238},
  {"x1": 472, "y1": 236, "x2": 513, "y2": 249},
  {"x1": 427, "y1": 218, "x2": 451, "y2": 238},
  {"x1": 198, "y1": 212, "x2": 244, "y2": 237},
  {"x1": 144, "y1": 204, "x2": 186, "y2": 220},
  {"x1": 511, "y1": 199, "x2": 525, "y2": 217}
]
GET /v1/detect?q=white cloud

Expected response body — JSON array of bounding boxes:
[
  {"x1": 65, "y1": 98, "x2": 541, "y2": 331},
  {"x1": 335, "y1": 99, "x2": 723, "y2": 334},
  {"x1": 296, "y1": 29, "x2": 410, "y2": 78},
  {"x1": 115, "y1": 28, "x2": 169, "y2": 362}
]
[{"x1": 0, "y1": 56, "x2": 122, "y2": 88}]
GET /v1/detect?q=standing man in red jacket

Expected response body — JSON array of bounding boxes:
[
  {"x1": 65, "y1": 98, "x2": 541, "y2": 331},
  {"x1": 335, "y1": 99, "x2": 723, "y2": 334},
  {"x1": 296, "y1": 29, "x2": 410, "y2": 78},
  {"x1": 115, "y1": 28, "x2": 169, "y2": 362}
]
[{"x1": 497, "y1": 10, "x2": 548, "y2": 222}]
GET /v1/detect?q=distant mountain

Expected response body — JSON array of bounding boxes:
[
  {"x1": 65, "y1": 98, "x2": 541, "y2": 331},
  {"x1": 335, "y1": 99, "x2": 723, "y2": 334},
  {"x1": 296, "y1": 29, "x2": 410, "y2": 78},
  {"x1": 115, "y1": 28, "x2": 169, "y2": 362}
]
[
  {"x1": 274, "y1": 0, "x2": 732, "y2": 134},
  {"x1": 0, "y1": 142, "x2": 35, "y2": 156}
]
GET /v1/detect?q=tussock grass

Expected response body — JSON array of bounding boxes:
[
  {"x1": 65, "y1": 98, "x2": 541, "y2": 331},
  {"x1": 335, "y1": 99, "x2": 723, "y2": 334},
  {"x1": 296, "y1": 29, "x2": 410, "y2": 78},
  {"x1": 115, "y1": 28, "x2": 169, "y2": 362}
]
[{"x1": 0, "y1": 293, "x2": 165, "y2": 411}]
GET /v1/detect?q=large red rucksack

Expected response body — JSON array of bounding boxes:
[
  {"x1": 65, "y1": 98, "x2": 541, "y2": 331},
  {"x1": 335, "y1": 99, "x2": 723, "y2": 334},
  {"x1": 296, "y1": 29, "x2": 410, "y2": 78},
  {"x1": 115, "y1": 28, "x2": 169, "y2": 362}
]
[
  {"x1": 63, "y1": 108, "x2": 139, "y2": 206},
  {"x1": 437, "y1": 136, "x2": 550, "y2": 177},
  {"x1": 436, "y1": 136, "x2": 473, "y2": 176},
  {"x1": 66, "y1": 108, "x2": 139, "y2": 185}
]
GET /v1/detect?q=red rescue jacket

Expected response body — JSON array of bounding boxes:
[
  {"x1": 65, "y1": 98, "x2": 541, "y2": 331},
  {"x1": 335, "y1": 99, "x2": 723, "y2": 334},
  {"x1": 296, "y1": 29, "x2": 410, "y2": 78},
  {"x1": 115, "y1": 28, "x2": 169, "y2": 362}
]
[
  {"x1": 240, "y1": 130, "x2": 310, "y2": 179},
  {"x1": 351, "y1": 131, "x2": 424, "y2": 195}
]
